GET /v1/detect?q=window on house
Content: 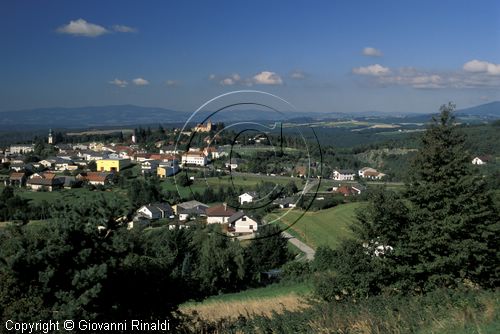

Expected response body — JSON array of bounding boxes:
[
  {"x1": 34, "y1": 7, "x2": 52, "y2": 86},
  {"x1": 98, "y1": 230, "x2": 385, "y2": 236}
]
[
  {"x1": 249, "y1": 225, "x2": 253, "y2": 230},
  {"x1": 242, "y1": 217, "x2": 246, "y2": 221}
]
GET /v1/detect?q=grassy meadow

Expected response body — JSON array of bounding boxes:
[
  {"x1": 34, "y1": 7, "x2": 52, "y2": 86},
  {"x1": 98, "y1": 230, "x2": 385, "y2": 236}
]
[{"x1": 267, "y1": 202, "x2": 364, "y2": 249}]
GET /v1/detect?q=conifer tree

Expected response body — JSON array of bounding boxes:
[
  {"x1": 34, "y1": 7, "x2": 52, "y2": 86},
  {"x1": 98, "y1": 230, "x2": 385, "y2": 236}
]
[
  {"x1": 403, "y1": 103, "x2": 499, "y2": 290},
  {"x1": 318, "y1": 103, "x2": 499, "y2": 300}
]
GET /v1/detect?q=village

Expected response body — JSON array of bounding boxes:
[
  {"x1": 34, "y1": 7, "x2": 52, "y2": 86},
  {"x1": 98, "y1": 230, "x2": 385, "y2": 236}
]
[{"x1": 0, "y1": 121, "x2": 428, "y2": 239}]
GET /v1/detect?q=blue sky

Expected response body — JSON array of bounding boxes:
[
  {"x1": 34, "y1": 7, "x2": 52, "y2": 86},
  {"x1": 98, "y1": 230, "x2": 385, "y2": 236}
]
[{"x1": 1, "y1": 0, "x2": 499, "y2": 113}]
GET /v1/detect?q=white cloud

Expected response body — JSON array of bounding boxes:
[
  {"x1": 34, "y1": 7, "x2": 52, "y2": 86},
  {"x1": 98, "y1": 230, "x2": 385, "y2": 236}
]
[
  {"x1": 378, "y1": 72, "x2": 444, "y2": 89},
  {"x1": 220, "y1": 78, "x2": 235, "y2": 86},
  {"x1": 165, "y1": 80, "x2": 179, "y2": 86},
  {"x1": 362, "y1": 47, "x2": 383, "y2": 57},
  {"x1": 290, "y1": 70, "x2": 306, "y2": 79},
  {"x1": 132, "y1": 78, "x2": 149, "y2": 86},
  {"x1": 463, "y1": 59, "x2": 500, "y2": 75},
  {"x1": 352, "y1": 64, "x2": 390, "y2": 76},
  {"x1": 217, "y1": 71, "x2": 283, "y2": 86},
  {"x1": 112, "y1": 24, "x2": 137, "y2": 33},
  {"x1": 253, "y1": 71, "x2": 283, "y2": 85},
  {"x1": 57, "y1": 19, "x2": 109, "y2": 37},
  {"x1": 108, "y1": 78, "x2": 128, "y2": 88},
  {"x1": 208, "y1": 74, "x2": 216, "y2": 80},
  {"x1": 219, "y1": 73, "x2": 242, "y2": 86},
  {"x1": 354, "y1": 63, "x2": 500, "y2": 89}
]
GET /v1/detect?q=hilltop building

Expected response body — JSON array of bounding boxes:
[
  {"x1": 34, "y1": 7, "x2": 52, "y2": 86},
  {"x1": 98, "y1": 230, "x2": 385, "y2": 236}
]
[
  {"x1": 193, "y1": 120, "x2": 212, "y2": 133},
  {"x1": 48, "y1": 129, "x2": 54, "y2": 144}
]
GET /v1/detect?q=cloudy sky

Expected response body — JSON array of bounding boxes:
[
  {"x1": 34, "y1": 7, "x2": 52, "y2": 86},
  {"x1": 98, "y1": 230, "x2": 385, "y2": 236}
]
[{"x1": 1, "y1": 0, "x2": 499, "y2": 113}]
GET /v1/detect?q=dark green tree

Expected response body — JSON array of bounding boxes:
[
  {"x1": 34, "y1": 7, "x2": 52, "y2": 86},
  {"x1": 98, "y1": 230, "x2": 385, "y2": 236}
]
[
  {"x1": 193, "y1": 225, "x2": 245, "y2": 294},
  {"x1": 402, "y1": 103, "x2": 500, "y2": 290},
  {"x1": 0, "y1": 199, "x2": 192, "y2": 325},
  {"x1": 316, "y1": 103, "x2": 500, "y2": 301},
  {"x1": 244, "y1": 225, "x2": 291, "y2": 281}
]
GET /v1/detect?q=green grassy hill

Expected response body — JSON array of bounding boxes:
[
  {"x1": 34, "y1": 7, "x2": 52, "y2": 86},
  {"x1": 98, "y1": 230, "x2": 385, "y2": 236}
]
[{"x1": 267, "y1": 202, "x2": 364, "y2": 249}]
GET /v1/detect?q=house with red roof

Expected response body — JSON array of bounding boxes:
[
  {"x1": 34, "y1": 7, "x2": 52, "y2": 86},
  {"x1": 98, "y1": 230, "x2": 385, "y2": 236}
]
[{"x1": 206, "y1": 203, "x2": 236, "y2": 224}]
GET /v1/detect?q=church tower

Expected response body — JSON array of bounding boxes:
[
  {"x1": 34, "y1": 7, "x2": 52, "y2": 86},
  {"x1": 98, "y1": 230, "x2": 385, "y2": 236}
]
[{"x1": 48, "y1": 129, "x2": 54, "y2": 144}]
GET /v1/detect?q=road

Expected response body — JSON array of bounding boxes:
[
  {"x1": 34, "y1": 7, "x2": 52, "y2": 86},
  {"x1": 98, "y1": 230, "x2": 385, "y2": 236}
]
[
  {"x1": 282, "y1": 231, "x2": 316, "y2": 261},
  {"x1": 302, "y1": 178, "x2": 319, "y2": 194}
]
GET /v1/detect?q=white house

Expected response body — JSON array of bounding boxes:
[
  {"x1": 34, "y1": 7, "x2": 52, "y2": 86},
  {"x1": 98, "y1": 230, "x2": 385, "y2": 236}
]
[
  {"x1": 358, "y1": 167, "x2": 386, "y2": 180},
  {"x1": 181, "y1": 152, "x2": 207, "y2": 166},
  {"x1": 472, "y1": 156, "x2": 491, "y2": 165},
  {"x1": 136, "y1": 203, "x2": 173, "y2": 220},
  {"x1": 206, "y1": 203, "x2": 236, "y2": 224},
  {"x1": 157, "y1": 160, "x2": 180, "y2": 178},
  {"x1": 225, "y1": 158, "x2": 244, "y2": 170},
  {"x1": 228, "y1": 212, "x2": 258, "y2": 234},
  {"x1": 159, "y1": 146, "x2": 181, "y2": 155},
  {"x1": 141, "y1": 159, "x2": 160, "y2": 175},
  {"x1": 332, "y1": 169, "x2": 356, "y2": 181},
  {"x1": 78, "y1": 151, "x2": 107, "y2": 161},
  {"x1": 174, "y1": 200, "x2": 209, "y2": 221},
  {"x1": 55, "y1": 158, "x2": 76, "y2": 171},
  {"x1": 38, "y1": 159, "x2": 56, "y2": 169},
  {"x1": 213, "y1": 147, "x2": 228, "y2": 159},
  {"x1": 72, "y1": 144, "x2": 89, "y2": 150},
  {"x1": 273, "y1": 197, "x2": 297, "y2": 209},
  {"x1": 238, "y1": 192, "x2": 257, "y2": 205},
  {"x1": 26, "y1": 173, "x2": 64, "y2": 192},
  {"x1": 9, "y1": 144, "x2": 34, "y2": 154}
]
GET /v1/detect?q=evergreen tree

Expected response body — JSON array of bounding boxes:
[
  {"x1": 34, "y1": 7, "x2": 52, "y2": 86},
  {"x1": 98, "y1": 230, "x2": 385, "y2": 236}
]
[
  {"x1": 193, "y1": 225, "x2": 245, "y2": 294},
  {"x1": 402, "y1": 103, "x2": 499, "y2": 290},
  {"x1": 244, "y1": 225, "x2": 291, "y2": 281},
  {"x1": 319, "y1": 103, "x2": 499, "y2": 300}
]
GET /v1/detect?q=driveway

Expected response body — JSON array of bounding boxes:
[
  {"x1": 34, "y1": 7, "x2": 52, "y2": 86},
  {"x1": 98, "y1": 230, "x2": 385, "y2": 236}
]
[{"x1": 282, "y1": 231, "x2": 315, "y2": 261}]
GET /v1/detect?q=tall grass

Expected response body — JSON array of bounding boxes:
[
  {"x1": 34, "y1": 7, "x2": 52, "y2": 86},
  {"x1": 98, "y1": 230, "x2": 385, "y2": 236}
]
[
  {"x1": 179, "y1": 288, "x2": 499, "y2": 333},
  {"x1": 179, "y1": 282, "x2": 312, "y2": 322}
]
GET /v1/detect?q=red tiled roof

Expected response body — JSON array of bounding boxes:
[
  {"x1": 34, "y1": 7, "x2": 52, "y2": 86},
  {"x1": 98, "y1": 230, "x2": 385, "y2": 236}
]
[
  {"x1": 336, "y1": 186, "x2": 355, "y2": 196},
  {"x1": 150, "y1": 154, "x2": 178, "y2": 161},
  {"x1": 27, "y1": 177, "x2": 63, "y2": 186},
  {"x1": 43, "y1": 172, "x2": 57, "y2": 180},
  {"x1": 134, "y1": 153, "x2": 152, "y2": 159},
  {"x1": 206, "y1": 204, "x2": 236, "y2": 217},
  {"x1": 82, "y1": 172, "x2": 112, "y2": 182},
  {"x1": 9, "y1": 172, "x2": 26, "y2": 180}
]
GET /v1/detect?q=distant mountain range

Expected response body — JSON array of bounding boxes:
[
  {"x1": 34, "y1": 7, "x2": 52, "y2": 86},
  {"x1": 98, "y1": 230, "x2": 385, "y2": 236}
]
[{"x1": 0, "y1": 101, "x2": 498, "y2": 130}]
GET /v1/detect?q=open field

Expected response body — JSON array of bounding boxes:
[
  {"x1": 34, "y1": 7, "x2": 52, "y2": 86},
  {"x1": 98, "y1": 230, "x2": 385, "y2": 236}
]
[
  {"x1": 318, "y1": 179, "x2": 405, "y2": 192},
  {"x1": 66, "y1": 128, "x2": 134, "y2": 136},
  {"x1": 161, "y1": 174, "x2": 303, "y2": 199},
  {"x1": 13, "y1": 187, "x2": 128, "y2": 205},
  {"x1": 283, "y1": 120, "x2": 373, "y2": 128},
  {"x1": 267, "y1": 202, "x2": 364, "y2": 249},
  {"x1": 180, "y1": 282, "x2": 312, "y2": 321},
  {"x1": 220, "y1": 145, "x2": 299, "y2": 155}
]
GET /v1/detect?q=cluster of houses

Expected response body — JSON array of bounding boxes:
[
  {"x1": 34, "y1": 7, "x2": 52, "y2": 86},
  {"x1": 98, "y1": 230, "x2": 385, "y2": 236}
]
[
  {"x1": 1, "y1": 128, "x2": 235, "y2": 191},
  {"x1": 4, "y1": 171, "x2": 116, "y2": 191},
  {"x1": 332, "y1": 167, "x2": 386, "y2": 181},
  {"x1": 131, "y1": 199, "x2": 259, "y2": 236}
]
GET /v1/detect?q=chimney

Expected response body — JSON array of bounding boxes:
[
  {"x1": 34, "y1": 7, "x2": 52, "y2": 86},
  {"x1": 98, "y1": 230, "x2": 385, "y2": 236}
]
[{"x1": 223, "y1": 202, "x2": 227, "y2": 211}]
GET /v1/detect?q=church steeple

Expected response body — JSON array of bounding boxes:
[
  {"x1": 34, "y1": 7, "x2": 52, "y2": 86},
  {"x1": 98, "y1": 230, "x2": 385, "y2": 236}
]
[{"x1": 48, "y1": 129, "x2": 54, "y2": 144}]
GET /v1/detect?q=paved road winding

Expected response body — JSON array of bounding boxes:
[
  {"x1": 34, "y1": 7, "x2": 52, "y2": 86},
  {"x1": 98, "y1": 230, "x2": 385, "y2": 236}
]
[{"x1": 282, "y1": 231, "x2": 316, "y2": 261}]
